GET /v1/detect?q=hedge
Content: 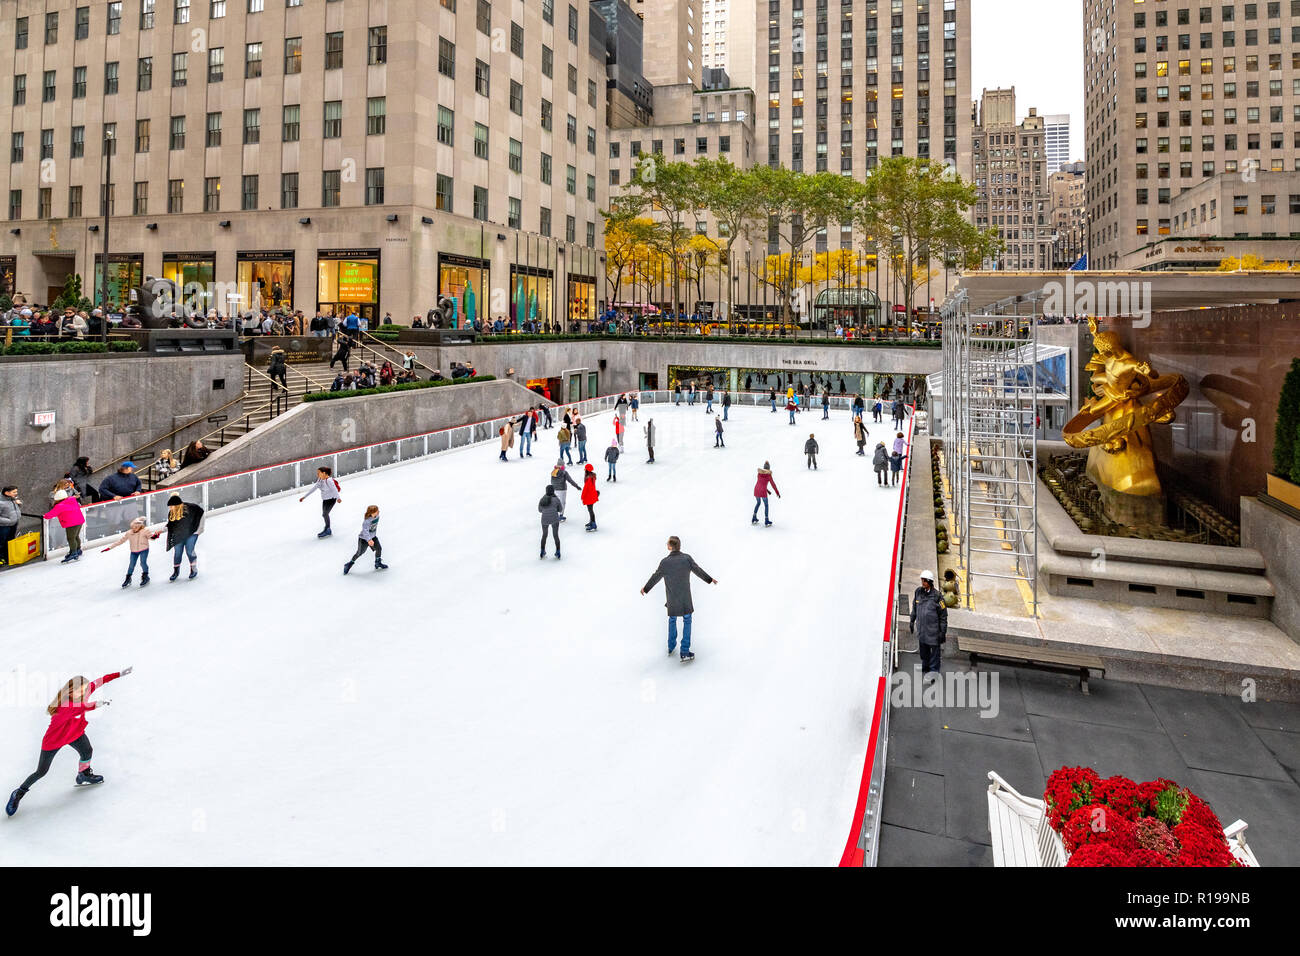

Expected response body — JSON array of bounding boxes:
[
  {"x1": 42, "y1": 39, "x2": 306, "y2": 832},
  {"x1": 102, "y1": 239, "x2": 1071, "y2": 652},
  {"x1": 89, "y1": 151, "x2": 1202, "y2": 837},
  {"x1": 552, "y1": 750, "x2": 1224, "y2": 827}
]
[
  {"x1": 469, "y1": 332, "x2": 938, "y2": 348},
  {"x1": 302, "y1": 374, "x2": 497, "y2": 402},
  {"x1": 1, "y1": 340, "x2": 142, "y2": 356},
  {"x1": 371, "y1": 332, "x2": 400, "y2": 342}
]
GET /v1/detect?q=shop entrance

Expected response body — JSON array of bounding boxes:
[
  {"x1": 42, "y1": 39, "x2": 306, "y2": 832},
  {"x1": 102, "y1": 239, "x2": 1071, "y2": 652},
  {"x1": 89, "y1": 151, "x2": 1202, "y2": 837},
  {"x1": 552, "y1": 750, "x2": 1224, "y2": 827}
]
[
  {"x1": 318, "y1": 249, "x2": 380, "y2": 323},
  {"x1": 527, "y1": 377, "x2": 562, "y2": 403}
]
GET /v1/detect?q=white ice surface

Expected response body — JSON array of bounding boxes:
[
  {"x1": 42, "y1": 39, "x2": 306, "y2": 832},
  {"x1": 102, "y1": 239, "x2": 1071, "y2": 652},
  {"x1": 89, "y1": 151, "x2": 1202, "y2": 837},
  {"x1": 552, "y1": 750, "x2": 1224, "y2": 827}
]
[{"x1": 1, "y1": 401, "x2": 902, "y2": 865}]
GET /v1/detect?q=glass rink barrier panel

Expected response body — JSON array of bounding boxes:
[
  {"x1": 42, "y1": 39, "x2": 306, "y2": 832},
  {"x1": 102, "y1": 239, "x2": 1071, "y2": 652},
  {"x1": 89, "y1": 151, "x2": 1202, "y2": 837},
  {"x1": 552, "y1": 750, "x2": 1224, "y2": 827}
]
[{"x1": 41, "y1": 389, "x2": 725, "y2": 558}]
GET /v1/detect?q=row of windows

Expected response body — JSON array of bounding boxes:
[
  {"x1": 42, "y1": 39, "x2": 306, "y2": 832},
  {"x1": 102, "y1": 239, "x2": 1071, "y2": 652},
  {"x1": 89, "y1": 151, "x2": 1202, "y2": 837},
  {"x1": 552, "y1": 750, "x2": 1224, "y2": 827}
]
[
  {"x1": 1134, "y1": 191, "x2": 1300, "y2": 215},
  {"x1": 1133, "y1": 2, "x2": 1300, "y2": 30},
  {"x1": 1134, "y1": 129, "x2": 1297, "y2": 152},
  {"x1": 1136, "y1": 50, "x2": 1300, "y2": 78},
  {"x1": 1134, "y1": 104, "x2": 1300, "y2": 125}
]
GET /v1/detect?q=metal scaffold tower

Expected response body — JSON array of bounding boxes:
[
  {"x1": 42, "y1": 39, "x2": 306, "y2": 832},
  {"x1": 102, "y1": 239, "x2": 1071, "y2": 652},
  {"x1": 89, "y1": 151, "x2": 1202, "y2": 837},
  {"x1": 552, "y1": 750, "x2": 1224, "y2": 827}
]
[{"x1": 938, "y1": 292, "x2": 1039, "y2": 614}]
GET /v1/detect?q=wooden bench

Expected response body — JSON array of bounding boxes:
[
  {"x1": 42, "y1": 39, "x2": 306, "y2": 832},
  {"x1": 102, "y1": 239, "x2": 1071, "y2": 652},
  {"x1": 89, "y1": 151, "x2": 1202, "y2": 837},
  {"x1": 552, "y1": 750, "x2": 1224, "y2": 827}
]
[{"x1": 958, "y1": 637, "x2": 1106, "y2": 694}]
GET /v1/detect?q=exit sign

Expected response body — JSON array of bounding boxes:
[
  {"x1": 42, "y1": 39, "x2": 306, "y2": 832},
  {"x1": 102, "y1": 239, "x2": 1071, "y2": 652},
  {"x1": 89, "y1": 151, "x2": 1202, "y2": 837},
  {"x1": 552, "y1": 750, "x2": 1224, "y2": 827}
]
[{"x1": 31, "y1": 410, "x2": 55, "y2": 427}]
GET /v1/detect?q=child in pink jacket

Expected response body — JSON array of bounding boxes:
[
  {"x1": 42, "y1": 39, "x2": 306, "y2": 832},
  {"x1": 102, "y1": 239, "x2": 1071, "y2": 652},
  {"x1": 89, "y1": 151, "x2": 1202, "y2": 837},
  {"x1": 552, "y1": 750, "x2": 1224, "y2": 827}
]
[
  {"x1": 102, "y1": 517, "x2": 161, "y2": 589},
  {"x1": 43, "y1": 486, "x2": 87, "y2": 563}
]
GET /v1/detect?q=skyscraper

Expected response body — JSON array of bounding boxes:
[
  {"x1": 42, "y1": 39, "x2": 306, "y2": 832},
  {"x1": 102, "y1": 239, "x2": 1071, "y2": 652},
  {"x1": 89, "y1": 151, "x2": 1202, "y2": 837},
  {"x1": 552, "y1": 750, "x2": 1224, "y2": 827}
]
[
  {"x1": 1043, "y1": 114, "x2": 1071, "y2": 176},
  {"x1": 971, "y1": 90, "x2": 1052, "y2": 271},
  {"x1": 1083, "y1": 0, "x2": 1299, "y2": 270},
  {"x1": 636, "y1": 0, "x2": 700, "y2": 89}
]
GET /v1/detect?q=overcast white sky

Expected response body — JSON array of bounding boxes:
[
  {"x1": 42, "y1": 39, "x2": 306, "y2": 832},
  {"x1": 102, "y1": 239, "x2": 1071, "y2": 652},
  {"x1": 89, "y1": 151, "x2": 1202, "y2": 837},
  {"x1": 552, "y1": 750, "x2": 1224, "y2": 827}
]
[{"x1": 971, "y1": 0, "x2": 1086, "y2": 160}]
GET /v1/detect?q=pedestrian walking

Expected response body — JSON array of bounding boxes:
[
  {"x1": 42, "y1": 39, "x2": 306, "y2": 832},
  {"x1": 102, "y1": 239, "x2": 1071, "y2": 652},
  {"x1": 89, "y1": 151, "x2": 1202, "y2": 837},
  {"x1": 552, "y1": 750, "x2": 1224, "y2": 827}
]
[
  {"x1": 644, "y1": 418, "x2": 656, "y2": 464},
  {"x1": 299, "y1": 466, "x2": 342, "y2": 538},
  {"x1": 581, "y1": 464, "x2": 600, "y2": 531},
  {"x1": 751, "y1": 462, "x2": 781, "y2": 526},
  {"x1": 538, "y1": 485, "x2": 562, "y2": 559},
  {"x1": 343, "y1": 505, "x2": 387, "y2": 574},
  {"x1": 165, "y1": 495, "x2": 204, "y2": 581},
  {"x1": 268, "y1": 345, "x2": 288, "y2": 391},
  {"x1": 714, "y1": 415, "x2": 725, "y2": 448},
  {"x1": 329, "y1": 331, "x2": 351, "y2": 371},
  {"x1": 910, "y1": 570, "x2": 947, "y2": 674},
  {"x1": 805, "y1": 434, "x2": 819, "y2": 470},
  {"x1": 605, "y1": 438, "x2": 620, "y2": 481},
  {"x1": 640, "y1": 536, "x2": 717, "y2": 664}
]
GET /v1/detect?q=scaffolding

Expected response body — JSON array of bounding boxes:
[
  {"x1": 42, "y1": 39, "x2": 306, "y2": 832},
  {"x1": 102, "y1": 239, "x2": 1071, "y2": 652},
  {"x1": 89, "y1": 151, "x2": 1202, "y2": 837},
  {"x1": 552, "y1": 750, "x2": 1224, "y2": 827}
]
[{"x1": 938, "y1": 292, "x2": 1039, "y2": 614}]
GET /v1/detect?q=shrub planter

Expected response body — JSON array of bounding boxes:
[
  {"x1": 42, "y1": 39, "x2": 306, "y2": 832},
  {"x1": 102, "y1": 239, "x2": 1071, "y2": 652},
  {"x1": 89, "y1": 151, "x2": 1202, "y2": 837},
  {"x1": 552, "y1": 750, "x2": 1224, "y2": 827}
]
[{"x1": 1266, "y1": 473, "x2": 1300, "y2": 511}]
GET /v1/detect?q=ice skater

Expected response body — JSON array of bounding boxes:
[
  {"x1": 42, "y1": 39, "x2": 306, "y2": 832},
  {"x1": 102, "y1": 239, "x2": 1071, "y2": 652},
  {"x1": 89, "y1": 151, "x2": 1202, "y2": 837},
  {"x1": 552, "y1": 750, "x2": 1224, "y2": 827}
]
[
  {"x1": 674, "y1": 382, "x2": 683, "y2": 406},
  {"x1": 644, "y1": 418, "x2": 656, "y2": 464},
  {"x1": 630, "y1": 393, "x2": 640, "y2": 422},
  {"x1": 910, "y1": 570, "x2": 947, "y2": 674},
  {"x1": 721, "y1": 391, "x2": 730, "y2": 420},
  {"x1": 705, "y1": 386, "x2": 714, "y2": 413},
  {"x1": 751, "y1": 462, "x2": 781, "y2": 526},
  {"x1": 873, "y1": 441, "x2": 890, "y2": 486},
  {"x1": 6, "y1": 667, "x2": 133, "y2": 816},
  {"x1": 892, "y1": 397, "x2": 907, "y2": 430},
  {"x1": 805, "y1": 433, "x2": 819, "y2": 470},
  {"x1": 821, "y1": 388, "x2": 831, "y2": 420},
  {"x1": 769, "y1": 386, "x2": 777, "y2": 412},
  {"x1": 538, "y1": 485, "x2": 562, "y2": 559},
  {"x1": 873, "y1": 398, "x2": 883, "y2": 423},
  {"x1": 44, "y1": 483, "x2": 86, "y2": 562},
  {"x1": 605, "y1": 438, "x2": 620, "y2": 481},
  {"x1": 558, "y1": 424, "x2": 574, "y2": 464},
  {"x1": 640, "y1": 536, "x2": 717, "y2": 664},
  {"x1": 854, "y1": 415, "x2": 868, "y2": 456},
  {"x1": 102, "y1": 516, "x2": 161, "y2": 588},
  {"x1": 165, "y1": 495, "x2": 204, "y2": 581},
  {"x1": 516, "y1": 409, "x2": 535, "y2": 458},
  {"x1": 787, "y1": 396, "x2": 798, "y2": 425},
  {"x1": 893, "y1": 430, "x2": 907, "y2": 457},
  {"x1": 613, "y1": 414, "x2": 625, "y2": 452},
  {"x1": 550, "y1": 460, "x2": 581, "y2": 520},
  {"x1": 300, "y1": 466, "x2": 342, "y2": 537},
  {"x1": 714, "y1": 415, "x2": 725, "y2": 448},
  {"x1": 890, "y1": 447, "x2": 905, "y2": 485},
  {"x1": 343, "y1": 505, "x2": 388, "y2": 574},
  {"x1": 541, "y1": 403, "x2": 553, "y2": 429},
  {"x1": 499, "y1": 421, "x2": 515, "y2": 462},
  {"x1": 575, "y1": 418, "x2": 589, "y2": 464},
  {"x1": 581, "y1": 464, "x2": 600, "y2": 531},
  {"x1": 687, "y1": 382, "x2": 696, "y2": 407}
]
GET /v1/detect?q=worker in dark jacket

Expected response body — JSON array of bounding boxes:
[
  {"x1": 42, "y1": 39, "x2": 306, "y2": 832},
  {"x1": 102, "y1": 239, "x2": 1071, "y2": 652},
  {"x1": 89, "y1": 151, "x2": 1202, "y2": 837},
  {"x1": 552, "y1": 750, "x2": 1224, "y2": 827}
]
[
  {"x1": 804, "y1": 433, "x2": 819, "y2": 470},
  {"x1": 641, "y1": 536, "x2": 717, "y2": 663},
  {"x1": 909, "y1": 570, "x2": 948, "y2": 674},
  {"x1": 98, "y1": 462, "x2": 142, "y2": 500},
  {"x1": 538, "y1": 485, "x2": 562, "y2": 559}
]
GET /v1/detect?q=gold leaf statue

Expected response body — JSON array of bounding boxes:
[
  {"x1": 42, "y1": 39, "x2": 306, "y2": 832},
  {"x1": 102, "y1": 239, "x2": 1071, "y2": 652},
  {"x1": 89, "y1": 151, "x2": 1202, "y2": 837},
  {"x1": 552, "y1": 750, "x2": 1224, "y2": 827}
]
[{"x1": 1062, "y1": 317, "x2": 1189, "y2": 496}]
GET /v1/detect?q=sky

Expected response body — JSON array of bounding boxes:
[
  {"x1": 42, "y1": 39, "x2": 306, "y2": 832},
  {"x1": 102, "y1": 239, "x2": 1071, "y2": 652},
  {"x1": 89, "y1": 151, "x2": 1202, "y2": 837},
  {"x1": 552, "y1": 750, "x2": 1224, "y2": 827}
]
[{"x1": 971, "y1": 0, "x2": 1086, "y2": 161}]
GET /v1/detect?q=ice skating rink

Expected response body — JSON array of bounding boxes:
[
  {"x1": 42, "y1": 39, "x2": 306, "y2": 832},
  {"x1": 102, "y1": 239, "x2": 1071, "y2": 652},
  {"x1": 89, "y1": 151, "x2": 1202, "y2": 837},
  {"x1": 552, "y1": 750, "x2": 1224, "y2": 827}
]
[{"x1": 2, "y1": 401, "x2": 903, "y2": 865}]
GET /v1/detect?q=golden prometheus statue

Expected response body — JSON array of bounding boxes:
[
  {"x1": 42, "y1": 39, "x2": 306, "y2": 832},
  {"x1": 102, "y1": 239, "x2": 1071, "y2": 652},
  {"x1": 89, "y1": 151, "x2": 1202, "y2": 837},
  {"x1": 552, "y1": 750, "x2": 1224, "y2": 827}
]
[{"x1": 1063, "y1": 317, "x2": 1189, "y2": 497}]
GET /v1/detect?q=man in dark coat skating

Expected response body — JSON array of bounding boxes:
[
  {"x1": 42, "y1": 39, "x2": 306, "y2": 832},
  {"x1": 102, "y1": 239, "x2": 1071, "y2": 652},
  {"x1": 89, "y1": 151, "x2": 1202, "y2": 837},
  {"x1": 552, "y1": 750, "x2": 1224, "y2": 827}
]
[{"x1": 640, "y1": 536, "x2": 717, "y2": 663}]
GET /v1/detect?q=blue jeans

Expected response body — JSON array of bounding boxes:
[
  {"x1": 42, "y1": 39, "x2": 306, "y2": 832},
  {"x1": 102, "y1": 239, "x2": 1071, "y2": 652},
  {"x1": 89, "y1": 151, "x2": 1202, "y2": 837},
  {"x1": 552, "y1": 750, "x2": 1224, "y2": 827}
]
[
  {"x1": 520, "y1": 431, "x2": 532, "y2": 456},
  {"x1": 822, "y1": 404, "x2": 829, "y2": 419},
  {"x1": 607, "y1": 461, "x2": 616, "y2": 479},
  {"x1": 127, "y1": 550, "x2": 149, "y2": 575},
  {"x1": 723, "y1": 406, "x2": 729, "y2": 420},
  {"x1": 171, "y1": 533, "x2": 198, "y2": 565},
  {"x1": 788, "y1": 408, "x2": 796, "y2": 424},
  {"x1": 770, "y1": 399, "x2": 776, "y2": 412},
  {"x1": 706, "y1": 400, "x2": 713, "y2": 412},
  {"x1": 688, "y1": 394, "x2": 695, "y2": 405},
  {"x1": 578, "y1": 440, "x2": 587, "y2": 462},
  {"x1": 668, "y1": 614, "x2": 692, "y2": 655},
  {"x1": 560, "y1": 442, "x2": 573, "y2": 464},
  {"x1": 753, "y1": 496, "x2": 769, "y2": 521}
]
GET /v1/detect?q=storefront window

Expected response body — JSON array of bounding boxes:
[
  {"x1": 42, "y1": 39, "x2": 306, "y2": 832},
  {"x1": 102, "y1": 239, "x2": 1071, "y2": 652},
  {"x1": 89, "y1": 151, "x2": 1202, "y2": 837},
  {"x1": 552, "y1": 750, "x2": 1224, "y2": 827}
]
[
  {"x1": 567, "y1": 274, "x2": 596, "y2": 325},
  {"x1": 92, "y1": 254, "x2": 144, "y2": 311},
  {"x1": 509, "y1": 266, "x2": 553, "y2": 330},
  {"x1": 438, "y1": 254, "x2": 489, "y2": 329},
  {"x1": 318, "y1": 249, "x2": 380, "y2": 322},
  {"x1": 161, "y1": 254, "x2": 215, "y2": 312},
  {"x1": 0, "y1": 255, "x2": 16, "y2": 298},
  {"x1": 237, "y1": 252, "x2": 295, "y2": 313}
]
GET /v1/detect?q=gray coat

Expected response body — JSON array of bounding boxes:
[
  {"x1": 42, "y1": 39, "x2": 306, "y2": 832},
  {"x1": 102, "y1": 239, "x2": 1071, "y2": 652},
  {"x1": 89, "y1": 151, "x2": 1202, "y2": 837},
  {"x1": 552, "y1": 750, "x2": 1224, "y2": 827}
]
[
  {"x1": 575, "y1": 422, "x2": 587, "y2": 441},
  {"x1": 643, "y1": 551, "x2": 714, "y2": 617},
  {"x1": 0, "y1": 496, "x2": 19, "y2": 528},
  {"x1": 550, "y1": 468, "x2": 580, "y2": 495},
  {"x1": 644, "y1": 421, "x2": 655, "y2": 447},
  {"x1": 910, "y1": 585, "x2": 948, "y2": 645},
  {"x1": 538, "y1": 491, "x2": 563, "y2": 525},
  {"x1": 804, "y1": 438, "x2": 819, "y2": 455},
  {"x1": 873, "y1": 444, "x2": 889, "y2": 470}
]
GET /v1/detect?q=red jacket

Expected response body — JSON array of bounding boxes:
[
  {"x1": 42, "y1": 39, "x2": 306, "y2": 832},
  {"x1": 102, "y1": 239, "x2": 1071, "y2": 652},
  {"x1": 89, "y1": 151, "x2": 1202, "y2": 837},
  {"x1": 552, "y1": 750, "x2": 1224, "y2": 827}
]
[
  {"x1": 753, "y1": 470, "x2": 780, "y2": 498},
  {"x1": 581, "y1": 473, "x2": 600, "y2": 506},
  {"x1": 41, "y1": 673, "x2": 120, "y2": 750}
]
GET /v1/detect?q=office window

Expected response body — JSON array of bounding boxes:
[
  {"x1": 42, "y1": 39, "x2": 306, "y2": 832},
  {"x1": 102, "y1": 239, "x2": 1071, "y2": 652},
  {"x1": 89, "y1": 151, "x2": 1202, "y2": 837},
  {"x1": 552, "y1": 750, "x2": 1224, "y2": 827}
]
[
  {"x1": 568, "y1": 65, "x2": 577, "y2": 94},
  {"x1": 12, "y1": 75, "x2": 24, "y2": 106},
  {"x1": 8, "y1": 190, "x2": 21, "y2": 220},
  {"x1": 476, "y1": 0, "x2": 491, "y2": 34},
  {"x1": 280, "y1": 172, "x2": 298, "y2": 210},
  {"x1": 241, "y1": 175, "x2": 258, "y2": 211},
  {"x1": 586, "y1": 174, "x2": 596, "y2": 202},
  {"x1": 174, "y1": 0, "x2": 189, "y2": 25},
  {"x1": 369, "y1": 26, "x2": 387, "y2": 65},
  {"x1": 71, "y1": 125, "x2": 85, "y2": 158},
  {"x1": 510, "y1": 80, "x2": 523, "y2": 114},
  {"x1": 46, "y1": 11, "x2": 59, "y2": 44},
  {"x1": 9, "y1": 133, "x2": 22, "y2": 163},
  {"x1": 589, "y1": 79, "x2": 597, "y2": 108},
  {"x1": 168, "y1": 179, "x2": 184, "y2": 213},
  {"x1": 325, "y1": 32, "x2": 343, "y2": 70},
  {"x1": 438, "y1": 37, "x2": 455, "y2": 77},
  {"x1": 566, "y1": 115, "x2": 577, "y2": 143},
  {"x1": 509, "y1": 138, "x2": 522, "y2": 173},
  {"x1": 169, "y1": 116, "x2": 185, "y2": 150},
  {"x1": 205, "y1": 111, "x2": 222, "y2": 147},
  {"x1": 208, "y1": 48, "x2": 223, "y2": 82},
  {"x1": 172, "y1": 52, "x2": 188, "y2": 87},
  {"x1": 282, "y1": 105, "x2": 300, "y2": 142},
  {"x1": 540, "y1": 153, "x2": 552, "y2": 184},
  {"x1": 541, "y1": 100, "x2": 552, "y2": 130},
  {"x1": 108, "y1": 3, "x2": 123, "y2": 34},
  {"x1": 474, "y1": 123, "x2": 489, "y2": 159},
  {"x1": 323, "y1": 101, "x2": 342, "y2": 139},
  {"x1": 566, "y1": 215, "x2": 576, "y2": 243},
  {"x1": 511, "y1": 21, "x2": 523, "y2": 57},
  {"x1": 15, "y1": 17, "x2": 28, "y2": 49},
  {"x1": 202, "y1": 177, "x2": 219, "y2": 211},
  {"x1": 566, "y1": 165, "x2": 576, "y2": 194},
  {"x1": 365, "y1": 168, "x2": 384, "y2": 205},
  {"x1": 134, "y1": 119, "x2": 149, "y2": 153},
  {"x1": 473, "y1": 186, "x2": 488, "y2": 221},
  {"x1": 476, "y1": 60, "x2": 490, "y2": 96},
  {"x1": 587, "y1": 126, "x2": 596, "y2": 154},
  {"x1": 243, "y1": 109, "x2": 260, "y2": 144},
  {"x1": 247, "y1": 0, "x2": 262, "y2": 11},
  {"x1": 322, "y1": 169, "x2": 341, "y2": 207},
  {"x1": 508, "y1": 197, "x2": 521, "y2": 229},
  {"x1": 540, "y1": 206, "x2": 551, "y2": 236},
  {"x1": 367, "y1": 97, "x2": 386, "y2": 135},
  {"x1": 437, "y1": 106, "x2": 455, "y2": 145},
  {"x1": 246, "y1": 42, "x2": 263, "y2": 78},
  {"x1": 436, "y1": 174, "x2": 453, "y2": 212},
  {"x1": 211, "y1": 0, "x2": 226, "y2": 15},
  {"x1": 68, "y1": 185, "x2": 82, "y2": 217},
  {"x1": 542, "y1": 46, "x2": 553, "y2": 78},
  {"x1": 140, "y1": 2, "x2": 155, "y2": 29},
  {"x1": 70, "y1": 66, "x2": 83, "y2": 99},
  {"x1": 38, "y1": 187, "x2": 52, "y2": 219},
  {"x1": 542, "y1": 0, "x2": 554, "y2": 24},
  {"x1": 568, "y1": 4, "x2": 578, "y2": 43},
  {"x1": 40, "y1": 128, "x2": 54, "y2": 160}
]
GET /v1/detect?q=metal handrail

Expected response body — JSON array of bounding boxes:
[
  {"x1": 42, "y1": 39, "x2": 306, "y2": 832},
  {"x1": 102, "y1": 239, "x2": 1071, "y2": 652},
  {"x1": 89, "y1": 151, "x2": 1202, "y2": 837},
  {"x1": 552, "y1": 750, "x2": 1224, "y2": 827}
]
[
  {"x1": 360, "y1": 331, "x2": 441, "y2": 378},
  {"x1": 108, "y1": 391, "x2": 250, "y2": 481}
]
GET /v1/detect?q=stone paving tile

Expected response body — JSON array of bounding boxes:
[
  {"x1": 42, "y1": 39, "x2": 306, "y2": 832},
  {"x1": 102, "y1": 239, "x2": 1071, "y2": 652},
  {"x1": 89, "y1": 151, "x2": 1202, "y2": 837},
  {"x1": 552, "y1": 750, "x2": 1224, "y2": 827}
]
[
  {"x1": 1185, "y1": 769, "x2": 1300, "y2": 868},
  {"x1": 885, "y1": 695, "x2": 945, "y2": 775},
  {"x1": 1252, "y1": 728, "x2": 1300, "y2": 785},
  {"x1": 941, "y1": 728, "x2": 1043, "y2": 846},
  {"x1": 881, "y1": 767, "x2": 945, "y2": 835},
  {"x1": 877, "y1": 823, "x2": 993, "y2": 867},
  {"x1": 1141, "y1": 684, "x2": 1290, "y2": 781},
  {"x1": 1027, "y1": 713, "x2": 1194, "y2": 785},
  {"x1": 1238, "y1": 697, "x2": 1300, "y2": 734},
  {"x1": 1017, "y1": 667, "x2": 1159, "y2": 730}
]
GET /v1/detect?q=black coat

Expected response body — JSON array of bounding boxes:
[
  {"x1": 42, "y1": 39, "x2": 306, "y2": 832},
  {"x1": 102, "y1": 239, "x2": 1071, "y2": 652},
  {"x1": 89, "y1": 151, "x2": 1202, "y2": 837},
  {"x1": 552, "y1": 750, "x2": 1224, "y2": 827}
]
[
  {"x1": 166, "y1": 502, "x2": 205, "y2": 549},
  {"x1": 643, "y1": 551, "x2": 714, "y2": 617},
  {"x1": 910, "y1": 585, "x2": 947, "y2": 645}
]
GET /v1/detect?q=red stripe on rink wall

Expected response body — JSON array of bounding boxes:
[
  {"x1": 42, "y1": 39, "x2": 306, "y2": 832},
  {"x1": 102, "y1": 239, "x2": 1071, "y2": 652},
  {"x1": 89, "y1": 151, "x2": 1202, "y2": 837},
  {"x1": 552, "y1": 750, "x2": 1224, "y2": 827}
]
[{"x1": 838, "y1": 405, "x2": 917, "y2": 866}]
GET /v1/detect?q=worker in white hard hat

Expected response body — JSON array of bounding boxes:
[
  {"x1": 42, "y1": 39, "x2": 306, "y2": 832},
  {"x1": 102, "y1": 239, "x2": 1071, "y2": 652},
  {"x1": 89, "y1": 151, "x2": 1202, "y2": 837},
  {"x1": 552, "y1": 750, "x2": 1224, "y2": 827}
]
[{"x1": 909, "y1": 569, "x2": 947, "y2": 674}]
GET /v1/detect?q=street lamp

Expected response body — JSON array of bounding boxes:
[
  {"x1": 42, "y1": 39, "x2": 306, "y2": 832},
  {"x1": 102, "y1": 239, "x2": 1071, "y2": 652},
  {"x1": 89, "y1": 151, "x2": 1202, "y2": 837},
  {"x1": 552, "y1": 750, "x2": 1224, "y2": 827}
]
[{"x1": 99, "y1": 126, "x2": 114, "y2": 343}]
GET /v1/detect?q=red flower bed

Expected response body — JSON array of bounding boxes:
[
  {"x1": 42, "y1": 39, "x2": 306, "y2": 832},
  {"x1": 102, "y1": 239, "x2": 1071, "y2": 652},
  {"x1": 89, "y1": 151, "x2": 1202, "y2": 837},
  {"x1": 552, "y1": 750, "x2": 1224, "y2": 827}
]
[{"x1": 1044, "y1": 768, "x2": 1241, "y2": 867}]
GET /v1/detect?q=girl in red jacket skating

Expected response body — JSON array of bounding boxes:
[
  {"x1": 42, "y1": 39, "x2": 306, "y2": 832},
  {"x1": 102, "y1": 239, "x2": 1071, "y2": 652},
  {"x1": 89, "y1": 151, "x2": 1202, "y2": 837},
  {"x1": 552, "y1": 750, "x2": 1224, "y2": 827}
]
[
  {"x1": 751, "y1": 462, "x2": 781, "y2": 526},
  {"x1": 6, "y1": 668, "x2": 132, "y2": 816},
  {"x1": 581, "y1": 463, "x2": 600, "y2": 531}
]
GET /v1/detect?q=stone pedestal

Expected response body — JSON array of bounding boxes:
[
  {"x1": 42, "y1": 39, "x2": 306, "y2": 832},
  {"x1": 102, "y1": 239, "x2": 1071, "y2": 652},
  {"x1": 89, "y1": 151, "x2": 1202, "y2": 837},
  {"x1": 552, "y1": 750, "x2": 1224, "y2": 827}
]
[{"x1": 1097, "y1": 482, "x2": 1166, "y2": 528}]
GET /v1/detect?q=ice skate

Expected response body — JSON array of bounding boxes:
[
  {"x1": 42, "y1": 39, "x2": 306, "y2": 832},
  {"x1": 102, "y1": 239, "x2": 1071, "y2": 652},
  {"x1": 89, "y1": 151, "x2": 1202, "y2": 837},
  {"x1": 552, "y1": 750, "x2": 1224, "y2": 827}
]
[
  {"x1": 121, "y1": 574, "x2": 132, "y2": 588},
  {"x1": 139, "y1": 573, "x2": 150, "y2": 587},
  {"x1": 343, "y1": 561, "x2": 354, "y2": 575},
  {"x1": 680, "y1": 652, "x2": 696, "y2": 664},
  {"x1": 6, "y1": 787, "x2": 27, "y2": 816},
  {"x1": 189, "y1": 564, "x2": 198, "y2": 579},
  {"x1": 374, "y1": 561, "x2": 388, "y2": 571},
  {"x1": 318, "y1": 529, "x2": 332, "y2": 538},
  {"x1": 74, "y1": 768, "x2": 104, "y2": 786},
  {"x1": 170, "y1": 567, "x2": 180, "y2": 581}
]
